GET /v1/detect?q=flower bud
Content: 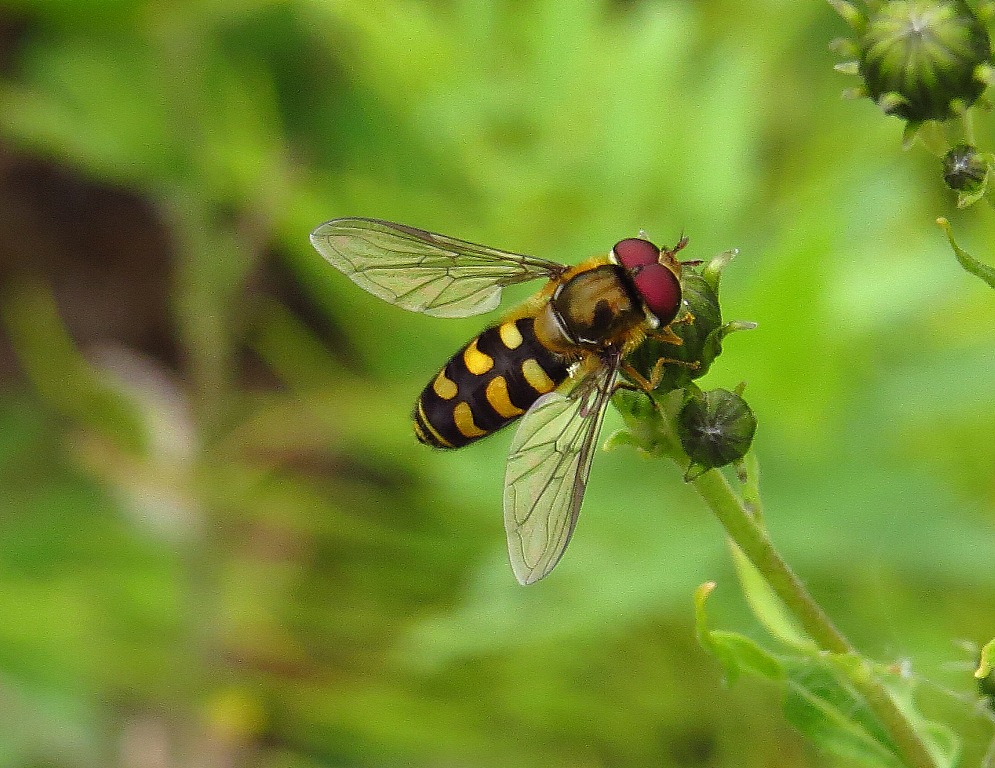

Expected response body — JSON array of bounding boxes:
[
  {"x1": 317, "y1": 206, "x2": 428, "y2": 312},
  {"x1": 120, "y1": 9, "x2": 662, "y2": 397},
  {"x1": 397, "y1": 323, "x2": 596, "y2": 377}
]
[
  {"x1": 677, "y1": 388, "x2": 757, "y2": 479},
  {"x1": 942, "y1": 143, "x2": 992, "y2": 206},
  {"x1": 943, "y1": 143, "x2": 988, "y2": 188},
  {"x1": 857, "y1": 0, "x2": 993, "y2": 122}
]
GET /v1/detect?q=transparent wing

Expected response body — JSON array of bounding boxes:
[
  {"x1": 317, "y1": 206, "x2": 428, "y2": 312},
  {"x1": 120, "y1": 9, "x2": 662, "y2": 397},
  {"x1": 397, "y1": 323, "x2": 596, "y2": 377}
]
[
  {"x1": 310, "y1": 218, "x2": 565, "y2": 318},
  {"x1": 503, "y1": 355, "x2": 621, "y2": 585}
]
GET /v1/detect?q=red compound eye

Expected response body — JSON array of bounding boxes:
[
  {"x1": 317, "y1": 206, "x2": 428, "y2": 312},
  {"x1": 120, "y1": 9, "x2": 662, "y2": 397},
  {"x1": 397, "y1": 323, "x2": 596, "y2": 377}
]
[
  {"x1": 612, "y1": 238, "x2": 682, "y2": 324},
  {"x1": 632, "y1": 263, "x2": 682, "y2": 325},
  {"x1": 612, "y1": 237, "x2": 660, "y2": 269}
]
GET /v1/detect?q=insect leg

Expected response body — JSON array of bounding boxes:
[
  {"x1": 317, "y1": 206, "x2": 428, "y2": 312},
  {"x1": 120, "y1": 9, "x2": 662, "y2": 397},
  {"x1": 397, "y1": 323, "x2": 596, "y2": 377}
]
[
  {"x1": 647, "y1": 325, "x2": 685, "y2": 346},
  {"x1": 619, "y1": 361, "x2": 660, "y2": 392},
  {"x1": 622, "y1": 355, "x2": 700, "y2": 391}
]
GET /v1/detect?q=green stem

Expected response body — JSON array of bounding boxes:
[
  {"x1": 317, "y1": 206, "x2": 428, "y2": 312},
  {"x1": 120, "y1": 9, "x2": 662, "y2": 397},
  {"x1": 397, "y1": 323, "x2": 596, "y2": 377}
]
[
  {"x1": 691, "y1": 469, "x2": 939, "y2": 768},
  {"x1": 692, "y1": 470, "x2": 849, "y2": 653},
  {"x1": 961, "y1": 108, "x2": 976, "y2": 146}
]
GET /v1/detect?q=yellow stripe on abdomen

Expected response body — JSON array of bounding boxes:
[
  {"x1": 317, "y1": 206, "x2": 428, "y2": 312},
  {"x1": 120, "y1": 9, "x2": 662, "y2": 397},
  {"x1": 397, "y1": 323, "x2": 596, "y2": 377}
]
[
  {"x1": 485, "y1": 376, "x2": 525, "y2": 419},
  {"x1": 521, "y1": 358, "x2": 557, "y2": 394},
  {"x1": 498, "y1": 321, "x2": 524, "y2": 350},
  {"x1": 453, "y1": 401, "x2": 487, "y2": 439},
  {"x1": 432, "y1": 370, "x2": 458, "y2": 400},
  {"x1": 463, "y1": 338, "x2": 493, "y2": 375}
]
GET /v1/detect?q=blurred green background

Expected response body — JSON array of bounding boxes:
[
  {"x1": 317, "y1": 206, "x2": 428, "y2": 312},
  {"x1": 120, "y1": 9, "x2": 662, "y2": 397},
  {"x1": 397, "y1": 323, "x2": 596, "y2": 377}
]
[{"x1": 0, "y1": 0, "x2": 993, "y2": 766}]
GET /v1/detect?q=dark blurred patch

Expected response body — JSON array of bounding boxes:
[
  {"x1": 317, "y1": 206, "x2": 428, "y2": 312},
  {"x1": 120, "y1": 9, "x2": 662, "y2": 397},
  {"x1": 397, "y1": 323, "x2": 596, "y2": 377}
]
[
  {"x1": 242, "y1": 440, "x2": 417, "y2": 503},
  {"x1": 605, "y1": 0, "x2": 643, "y2": 16},
  {"x1": 0, "y1": 9, "x2": 31, "y2": 77},
  {"x1": 0, "y1": 146, "x2": 364, "y2": 390},
  {"x1": 668, "y1": 726, "x2": 717, "y2": 766},
  {"x1": 253, "y1": 249, "x2": 365, "y2": 376},
  {"x1": 0, "y1": 147, "x2": 177, "y2": 380}
]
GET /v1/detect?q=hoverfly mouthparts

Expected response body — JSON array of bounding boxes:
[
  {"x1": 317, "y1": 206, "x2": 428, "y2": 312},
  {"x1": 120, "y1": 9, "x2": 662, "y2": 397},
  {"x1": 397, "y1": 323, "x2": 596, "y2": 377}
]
[{"x1": 611, "y1": 237, "x2": 683, "y2": 327}]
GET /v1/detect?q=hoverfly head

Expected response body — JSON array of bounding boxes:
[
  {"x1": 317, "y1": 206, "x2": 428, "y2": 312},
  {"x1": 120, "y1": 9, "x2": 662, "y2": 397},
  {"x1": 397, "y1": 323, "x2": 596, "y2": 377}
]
[{"x1": 610, "y1": 236, "x2": 684, "y2": 326}]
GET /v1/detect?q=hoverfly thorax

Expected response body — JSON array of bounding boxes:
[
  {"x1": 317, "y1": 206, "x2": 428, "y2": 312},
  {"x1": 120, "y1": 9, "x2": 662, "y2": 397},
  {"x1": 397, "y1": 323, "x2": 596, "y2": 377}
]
[
  {"x1": 610, "y1": 237, "x2": 685, "y2": 329},
  {"x1": 545, "y1": 264, "x2": 645, "y2": 349}
]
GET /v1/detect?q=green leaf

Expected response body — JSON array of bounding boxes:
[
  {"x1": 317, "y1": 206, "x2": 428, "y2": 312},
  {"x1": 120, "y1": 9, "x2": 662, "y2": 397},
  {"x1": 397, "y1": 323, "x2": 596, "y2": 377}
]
[
  {"x1": 600, "y1": 428, "x2": 644, "y2": 452},
  {"x1": 841, "y1": 654, "x2": 960, "y2": 768},
  {"x1": 729, "y1": 544, "x2": 812, "y2": 651},
  {"x1": 912, "y1": 719, "x2": 959, "y2": 768},
  {"x1": 693, "y1": 581, "x2": 718, "y2": 650},
  {"x1": 937, "y1": 217, "x2": 995, "y2": 289},
  {"x1": 694, "y1": 582, "x2": 785, "y2": 684},
  {"x1": 783, "y1": 658, "x2": 905, "y2": 768},
  {"x1": 695, "y1": 583, "x2": 954, "y2": 768},
  {"x1": 708, "y1": 630, "x2": 786, "y2": 684}
]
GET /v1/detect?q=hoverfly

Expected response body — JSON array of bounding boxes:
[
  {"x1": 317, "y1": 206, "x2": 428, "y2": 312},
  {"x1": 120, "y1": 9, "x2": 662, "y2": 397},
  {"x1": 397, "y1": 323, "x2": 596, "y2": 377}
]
[{"x1": 310, "y1": 218, "x2": 690, "y2": 584}]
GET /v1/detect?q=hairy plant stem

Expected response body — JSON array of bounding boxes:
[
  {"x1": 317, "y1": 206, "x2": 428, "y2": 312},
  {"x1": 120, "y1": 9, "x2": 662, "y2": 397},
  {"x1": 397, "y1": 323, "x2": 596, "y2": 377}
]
[{"x1": 691, "y1": 468, "x2": 939, "y2": 768}]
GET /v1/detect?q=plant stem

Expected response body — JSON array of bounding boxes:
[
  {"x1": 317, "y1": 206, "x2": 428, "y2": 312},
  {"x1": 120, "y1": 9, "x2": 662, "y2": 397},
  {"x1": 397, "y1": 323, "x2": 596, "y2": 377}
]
[
  {"x1": 692, "y1": 468, "x2": 939, "y2": 768},
  {"x1": 692, "y1": 470, "x2": 848, "y2": 652}
]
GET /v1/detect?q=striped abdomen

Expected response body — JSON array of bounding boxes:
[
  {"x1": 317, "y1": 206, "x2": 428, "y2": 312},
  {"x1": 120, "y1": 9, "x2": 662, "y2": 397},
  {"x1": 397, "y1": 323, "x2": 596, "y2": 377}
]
[{"x1": 413, "y1": 317, "x2": 570, "y2": 448}]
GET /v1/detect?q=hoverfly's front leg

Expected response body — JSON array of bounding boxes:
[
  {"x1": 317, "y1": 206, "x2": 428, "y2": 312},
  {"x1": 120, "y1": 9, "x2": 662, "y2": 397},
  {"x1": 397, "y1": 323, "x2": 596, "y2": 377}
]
[
  {"x1": 652, "y1": 310, "x2": 696, "y2": 342},
  {"x1": 620, "y1": 356, "x2": 699, "y2": 393},
  {"x1": 649, "y1": 324, "x2": 685, "y2": 347},
  {"x1": 618, "y1": 361, "x2": 659, "y2": 393},
  {"x1": 670, "y1": 310, "x2": 696, "y2": 328}
]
